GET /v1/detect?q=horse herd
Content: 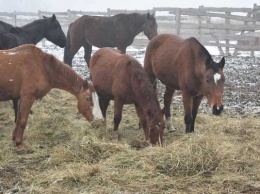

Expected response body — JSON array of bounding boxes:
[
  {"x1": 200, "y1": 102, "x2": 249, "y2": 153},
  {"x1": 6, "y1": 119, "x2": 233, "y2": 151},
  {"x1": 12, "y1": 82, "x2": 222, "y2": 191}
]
[{"x1": 0, "y1": 13, "x2": 225, "y2": 154}]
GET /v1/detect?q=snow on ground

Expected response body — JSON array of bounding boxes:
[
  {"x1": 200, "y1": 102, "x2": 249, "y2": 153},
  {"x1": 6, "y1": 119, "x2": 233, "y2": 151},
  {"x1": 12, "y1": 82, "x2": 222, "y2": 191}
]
[{"x1": 38, "y1": 41, "x2": 260, "y2": 118}]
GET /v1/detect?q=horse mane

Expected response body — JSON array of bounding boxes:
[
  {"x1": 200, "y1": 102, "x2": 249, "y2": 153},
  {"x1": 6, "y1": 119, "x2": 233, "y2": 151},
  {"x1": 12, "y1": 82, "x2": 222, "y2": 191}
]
[
  {"x1": 114, "y1": 13, "x2": 147, "y2": 36},
  {"x1": 39, "y1": 49, "x2": 84, "y2": 92},
  {"x1": 130, "y1": 61, "x2": 161, "y2": 115},
  {"x1": 20, "y1": 18, "x2": 47, "y2": 30},
  {"x1": 187, "y1": 37, "x2": 213, "y2": 67}
]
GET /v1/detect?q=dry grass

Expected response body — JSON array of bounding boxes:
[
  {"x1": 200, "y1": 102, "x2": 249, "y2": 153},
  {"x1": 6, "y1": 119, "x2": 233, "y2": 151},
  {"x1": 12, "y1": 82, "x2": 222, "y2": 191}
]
[{"x1": 0, "y1": 89, "x2": 260, "y2": 194}]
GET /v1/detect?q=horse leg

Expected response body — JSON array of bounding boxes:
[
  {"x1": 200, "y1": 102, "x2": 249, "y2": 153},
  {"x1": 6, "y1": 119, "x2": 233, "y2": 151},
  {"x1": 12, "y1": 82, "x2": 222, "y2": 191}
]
[
  {"x1": 13, "y1": 95, "x2": 35, "y2": 154},
  {"x1": 164, "y1": 87, "x2": 176, "y2": 132},
  {"x1": 112, "y1": 99, "x2": 123, "y2": 142},
  {"x1": 190, "y1": 95, "x2": 204, "y2": 132},
  {"x1": 134, "y1": 104, "x2": 148, "y2": 141},
  {"x1": 12, "y1": 99, "x2": 19, "y2": 123},
  {"x1": 99, "y1": 97, "x2": 110, "y2": 129},
  {"x1": 83, "y1": 43, "x2": 92, "y2": 68},
  {"x1": 182, "y1": 91, "x2": 193, "y2": 133}
]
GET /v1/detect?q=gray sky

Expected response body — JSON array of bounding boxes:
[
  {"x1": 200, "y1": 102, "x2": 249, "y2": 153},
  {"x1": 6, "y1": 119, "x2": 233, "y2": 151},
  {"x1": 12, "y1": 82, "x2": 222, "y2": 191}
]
[{"x1": 0, "y1": 0, "x2": 258, "y2": 12}]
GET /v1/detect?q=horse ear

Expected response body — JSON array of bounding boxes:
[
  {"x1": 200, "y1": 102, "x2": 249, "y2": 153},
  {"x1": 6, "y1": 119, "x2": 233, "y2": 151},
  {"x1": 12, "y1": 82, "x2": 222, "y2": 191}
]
[
  {"x1": 219, "y1": 57, "x2": 225, "y2": 70},
  {"x1": 42, "y1": 15, "x2": 47, "y2": 19},
  {"x1": 51, "y1": 14, "x2": 56, "y2": 21},
  {"x1": 82, "y1": 80, "x2": 89, "y2": 90},
  {"x1": 205, "y1": 57, "x2": 212, "y2": 70}
]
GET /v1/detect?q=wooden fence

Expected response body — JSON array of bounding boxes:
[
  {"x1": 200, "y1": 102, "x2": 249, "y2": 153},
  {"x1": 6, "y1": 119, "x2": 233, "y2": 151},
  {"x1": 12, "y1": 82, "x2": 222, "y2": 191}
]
[{"x1": 0, "y1": 3, "x2": 260, "y2": 56}]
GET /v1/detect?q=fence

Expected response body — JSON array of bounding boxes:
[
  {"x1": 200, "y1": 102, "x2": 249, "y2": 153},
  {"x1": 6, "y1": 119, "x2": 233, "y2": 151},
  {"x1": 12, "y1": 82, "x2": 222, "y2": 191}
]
[{"x1": 0, "y1": 3, "x2": 259, "y2": 56}]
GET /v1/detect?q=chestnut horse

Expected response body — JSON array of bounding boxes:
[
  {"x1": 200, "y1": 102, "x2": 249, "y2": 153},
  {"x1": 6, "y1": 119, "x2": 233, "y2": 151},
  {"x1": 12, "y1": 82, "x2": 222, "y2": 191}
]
[
  {"x1": 90, "y1": 48, "x2": 165, "y2": 145},
  {"x1": 144, "y1": 34, "x2": 225, "y2": 133},
  {"x1": 64, "y1": 13, "x2": 158, "y2": 67},
  {"x1": 0, "y1": 44, "x2": 103, "y2": 154},
  {"x1": 0, "y1": 14, "x2": 67, "y2": 123}
]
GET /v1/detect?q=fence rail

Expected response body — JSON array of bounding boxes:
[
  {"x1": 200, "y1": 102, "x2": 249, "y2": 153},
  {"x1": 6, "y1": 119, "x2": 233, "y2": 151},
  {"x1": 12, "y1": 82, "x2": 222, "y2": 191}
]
[{"x1": 0, "y1": 3, "x2": 260, "y2": 56}]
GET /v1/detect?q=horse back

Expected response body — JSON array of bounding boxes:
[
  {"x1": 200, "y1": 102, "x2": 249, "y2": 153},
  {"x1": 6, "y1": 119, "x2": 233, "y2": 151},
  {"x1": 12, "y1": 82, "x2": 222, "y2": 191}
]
[
  {"x1": 0, "y1": 45, "x2": 49, "y2": 100},
  {"x1": 90, "y1": 48, "x2": 137, "y2": 102},
  {"x1": 70, "y1": 14, "x2": 137, "y2": 48}
]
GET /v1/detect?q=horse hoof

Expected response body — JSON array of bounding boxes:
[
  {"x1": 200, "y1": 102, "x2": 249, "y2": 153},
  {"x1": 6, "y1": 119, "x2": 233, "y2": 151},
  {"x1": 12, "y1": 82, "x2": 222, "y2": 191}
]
[
  {"x1": 168, "y1": 127, "x2": 176, "y2": 132},
  {"x1": 16, "y1": 148, "x2": 34, "y2": 155},
  {"x1": 111, "y1": 133, "x2": 119, "y2": 143}
]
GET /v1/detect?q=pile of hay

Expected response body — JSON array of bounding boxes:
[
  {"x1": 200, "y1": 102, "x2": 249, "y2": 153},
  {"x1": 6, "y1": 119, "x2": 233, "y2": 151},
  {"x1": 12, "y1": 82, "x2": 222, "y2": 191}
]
[{"x1": 0, "y1": 89, "x2": 260, "y2": 193}]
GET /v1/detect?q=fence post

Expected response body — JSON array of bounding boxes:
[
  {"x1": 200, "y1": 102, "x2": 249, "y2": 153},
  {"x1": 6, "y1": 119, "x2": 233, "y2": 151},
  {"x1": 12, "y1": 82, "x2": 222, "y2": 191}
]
[
  {"x1": 175, "y1": 8, "x2": 181, "y2": 35},
  {"x1": 13, "y1": 11, "x2": 17, "y2": 26},
  {"x1": 250, "y1": 4, "x2": 257, "y2": 57},
  {"x1": 198, "y1": 6, "x2": 203, "y2": 41},
  {"x1": 38, "y1": 10, "x2": 46, "y2": 47},
  {"x1": 225, "y1": 12, "x2": 231, "y2": 56}
]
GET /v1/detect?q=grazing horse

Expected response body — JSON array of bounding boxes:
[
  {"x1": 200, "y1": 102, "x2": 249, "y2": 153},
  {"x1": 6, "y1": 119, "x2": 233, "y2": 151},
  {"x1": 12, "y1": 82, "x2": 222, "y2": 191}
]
[
  {"x1": 0, "y1": 44, "x2": 103, "y2": 154},
  {"x1": 144, "y1": 34, "x2": 225, "y2": 133},
  {"x1": 90, "y1": 48, "x2": 165, "y2": 145},
  {"x1": 0, "y1": 14, "x2": 67, "y2": 123},
  {"x1": 64, "y1": 13, "x2": 158, "y2": 67}
]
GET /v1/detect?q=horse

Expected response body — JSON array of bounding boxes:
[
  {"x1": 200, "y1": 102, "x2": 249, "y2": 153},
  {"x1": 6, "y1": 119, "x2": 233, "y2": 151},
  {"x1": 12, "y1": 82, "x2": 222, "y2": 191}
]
[
  {"x1": 0, "y1": 44, "x2": 103, "y2": 154},
  {"x1": 64, "y1": 12, "x2": 158, "y2": 67},
  {"x1": 0, "y1": 14, "x2": 67, "y2": 123},
  {"x1": 144, "y1": 34, "x2": 225, "y2": 133},
  {"x1": 89, "y1": 48, "x2": 165, "y2": 145}
]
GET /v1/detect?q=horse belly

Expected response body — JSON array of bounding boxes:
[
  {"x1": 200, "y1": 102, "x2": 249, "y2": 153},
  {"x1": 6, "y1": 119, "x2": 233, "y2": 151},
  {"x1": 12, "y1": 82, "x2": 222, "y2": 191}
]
[
  {"x1": 0, "y1": 87, "x2": 19, "y2": 101},
  {"x1": 156, "y1": 72, "x2": 181, "y2": 90},
  {"x1": 0, "y1": 78, "x2": 21, "y2": 101}
]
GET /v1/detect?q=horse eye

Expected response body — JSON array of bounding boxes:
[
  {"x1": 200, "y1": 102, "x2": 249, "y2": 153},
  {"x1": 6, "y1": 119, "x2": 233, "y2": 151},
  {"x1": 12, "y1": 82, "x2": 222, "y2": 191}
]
[{"x1": 86, "y1": 96, "x2": 91, "y2": 101}]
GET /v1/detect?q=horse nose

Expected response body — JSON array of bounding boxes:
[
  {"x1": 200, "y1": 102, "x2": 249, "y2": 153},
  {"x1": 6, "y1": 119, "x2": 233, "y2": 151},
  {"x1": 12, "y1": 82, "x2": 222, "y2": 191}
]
[{"x1": 212, "y1": 105, "x2": 224, "y2": 115}]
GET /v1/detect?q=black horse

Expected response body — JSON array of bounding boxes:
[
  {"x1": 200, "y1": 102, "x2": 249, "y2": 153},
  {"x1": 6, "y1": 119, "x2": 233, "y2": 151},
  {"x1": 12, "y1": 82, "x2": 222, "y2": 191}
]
[
  {"x1": 64, "y1": 12, "x2": 158, "y2": 67},
  {"x1": 0, "y1": 14, "x2": 66, "y2": 123}
]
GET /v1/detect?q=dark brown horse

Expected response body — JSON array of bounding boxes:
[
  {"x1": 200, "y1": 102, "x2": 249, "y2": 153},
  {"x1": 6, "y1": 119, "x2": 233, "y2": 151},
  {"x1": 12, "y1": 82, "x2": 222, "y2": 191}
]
[
  {"x1": 90, "y1": 48, "x2": 165, "y2": 145},
  {"x1": 144, "y1": 34, "x2": 225, "y2": 133},
  {"x1": 0, "y1": 44, "x2": 103, "y2": 154},
  {"x1": 0, "y1": 15, "x2": 67, "y2": 123},
  {"x1": 64, "y1": 13, "x2": 158, "y2": 67}
]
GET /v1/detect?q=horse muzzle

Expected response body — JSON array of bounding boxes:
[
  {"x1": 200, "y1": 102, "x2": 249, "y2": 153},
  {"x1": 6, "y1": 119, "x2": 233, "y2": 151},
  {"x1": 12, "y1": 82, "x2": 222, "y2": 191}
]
[{"x1": 212, "y1": 105, "x2": 224, "y2": 115}]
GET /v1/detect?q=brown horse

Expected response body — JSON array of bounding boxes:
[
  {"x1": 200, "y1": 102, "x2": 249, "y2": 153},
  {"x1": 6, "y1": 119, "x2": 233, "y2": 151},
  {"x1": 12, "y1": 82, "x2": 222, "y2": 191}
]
[
  {"x1": 0, "y1": 14, "x2": 67, "y2": 123},
  {"x1": 90, "y1": 48, "x2": 165, "y2": 145},
  {"x1": 64, "y1": 13, "x2": 158, "y2": 67},
  {"x1": 0, "y1": 44, "x2": 103, "y2": 154},
  {"x1": 144, "y1": 34, "x2": 225, "y2": 133}
]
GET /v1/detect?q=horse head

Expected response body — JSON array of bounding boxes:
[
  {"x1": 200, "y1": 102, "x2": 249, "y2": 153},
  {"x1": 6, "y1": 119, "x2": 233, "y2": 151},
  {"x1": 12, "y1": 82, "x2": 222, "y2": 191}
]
[
  {"x1": 44, "y1": 14, "x2": 66, "y2": 48},
  {"x1": 146, "y1": 108, "x2": 165, "y2": 146},
  {"x1": 203, "y1": 57, "x2": 225, "y2": 115},
  {"x1": 143, "y1": 13, "x2": 158, "y2": 40},
  {"x1": 77, "y1": 80, "x2": 103, "y2": 122}
]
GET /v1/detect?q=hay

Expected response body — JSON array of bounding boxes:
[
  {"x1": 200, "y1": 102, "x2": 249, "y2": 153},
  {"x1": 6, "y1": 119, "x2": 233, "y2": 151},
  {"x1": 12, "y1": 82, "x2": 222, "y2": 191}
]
[{"x1": 0, "y1": 89, "x2": 260, "y2": 193}]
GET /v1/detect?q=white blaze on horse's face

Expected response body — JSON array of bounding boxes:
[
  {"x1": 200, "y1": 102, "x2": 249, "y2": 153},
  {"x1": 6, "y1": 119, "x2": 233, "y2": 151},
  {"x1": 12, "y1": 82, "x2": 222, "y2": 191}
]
[
  {"x1": 92, "y1": 92, "x2": 103, "y2": 119},
  {"x1": 214, "y1": 73, "x2": 221, "y2": 85}
]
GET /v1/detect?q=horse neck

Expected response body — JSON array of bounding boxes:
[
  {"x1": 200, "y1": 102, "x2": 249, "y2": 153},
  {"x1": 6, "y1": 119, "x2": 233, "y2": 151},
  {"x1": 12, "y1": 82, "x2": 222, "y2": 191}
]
[
  {"x1": 131, "y1": 14, "x2": 146, "y2": 36},
  {"x1": 21, "y1": 20, "x2": 47, "y2": 44},
  {"x1": 45, "y1": 56, "x2": 83, "y2": 96}
]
